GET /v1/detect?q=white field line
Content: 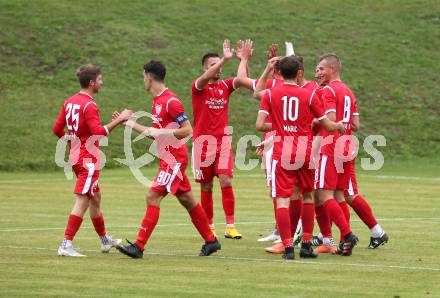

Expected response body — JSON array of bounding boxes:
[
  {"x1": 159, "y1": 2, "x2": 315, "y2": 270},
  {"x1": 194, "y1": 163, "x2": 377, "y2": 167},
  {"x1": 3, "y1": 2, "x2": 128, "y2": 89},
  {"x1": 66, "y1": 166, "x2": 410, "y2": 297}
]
[
  {"x1": 0, "y1": 217, "x2": 439, "y2": 232},
  {"x1": 1, "y1": 173, "x2": 440, "y2": 184},
  {"x1": 0, "y1": 245, "x2": 439, "y2": 273}
]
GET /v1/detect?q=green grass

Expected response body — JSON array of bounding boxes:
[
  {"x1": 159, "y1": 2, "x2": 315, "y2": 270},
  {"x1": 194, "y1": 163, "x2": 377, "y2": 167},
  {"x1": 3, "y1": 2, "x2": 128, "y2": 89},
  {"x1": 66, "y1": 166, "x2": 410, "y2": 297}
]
[
  {"x1": 1, "y1": 163, "x2": 439, "y2": 297},
  {"x1": 1, "y1": 0, "x2": 440, "y2": 170}
]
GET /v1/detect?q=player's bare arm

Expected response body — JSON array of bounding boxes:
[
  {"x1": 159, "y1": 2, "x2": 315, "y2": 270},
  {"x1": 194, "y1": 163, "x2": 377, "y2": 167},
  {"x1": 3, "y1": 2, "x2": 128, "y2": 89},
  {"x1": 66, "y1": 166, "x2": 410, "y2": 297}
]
[
  {"x1": 195, "y1": 39, "x2": 234, "y2": 90},
  {"x1": 101, "y1": 109, "x2": 133, "y2": 133},
  {"x1": 235, "y1": 39, "x2": 254, "y2": 90},
  {"x1": 319, "y1": 116, "x2": 345, "y2": 134},
  {"x1": 352, "y1": 115, "x2": 360, "y2": 132},
  {"x1": 253, "y1": 57, "x2": 280, "y2": 99},
  {"x1": 124, "y1": 117, "x2": 192, "y2": 140},
  {"x1": 255, "y1": 111, "x2": 272, "y2": 132}
]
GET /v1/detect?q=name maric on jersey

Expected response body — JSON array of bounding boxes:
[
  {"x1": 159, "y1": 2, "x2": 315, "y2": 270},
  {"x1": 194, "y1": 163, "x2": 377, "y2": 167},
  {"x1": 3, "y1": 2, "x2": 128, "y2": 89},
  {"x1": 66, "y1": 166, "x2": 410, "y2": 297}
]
[
  {"x1": 283, "y1": 125, "x2": 297, "y2": 132},
  {"x1": 205, "y1": 98, "x2": 226, "y2": 110}
]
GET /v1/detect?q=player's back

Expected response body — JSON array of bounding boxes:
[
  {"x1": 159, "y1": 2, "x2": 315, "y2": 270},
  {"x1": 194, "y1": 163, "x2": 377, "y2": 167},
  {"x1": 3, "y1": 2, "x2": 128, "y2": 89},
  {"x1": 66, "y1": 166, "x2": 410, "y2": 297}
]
[
  {"x1": 320, "y1": 80, "x2": 357, "y2": 157},
  {"x1": 323, "y1": 80, "x2": 357, "y2": 134},
  {"x1": 62, "y1": 92, "x2": 100, "y2": 142},
  {"x1": 53, "y1": 92, "x2": 106, "y2": 167},
  {"x1": 266, "y1": 83, "x2": 316, "y2": 161}
]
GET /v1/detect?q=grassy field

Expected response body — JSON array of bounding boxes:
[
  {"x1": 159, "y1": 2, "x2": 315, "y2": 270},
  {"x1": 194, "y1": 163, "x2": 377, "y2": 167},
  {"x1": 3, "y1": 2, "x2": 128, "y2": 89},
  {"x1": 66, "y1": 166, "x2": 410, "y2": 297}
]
[
  {"x1": 1, "y1": 0, "x2": 439, "y2": 296},
  {"x1": 1, "y1": 162, "x2": 439, "y2": 297},
  {"x1": 1, "y1": 0, "x2": 440, "y2": 170}
]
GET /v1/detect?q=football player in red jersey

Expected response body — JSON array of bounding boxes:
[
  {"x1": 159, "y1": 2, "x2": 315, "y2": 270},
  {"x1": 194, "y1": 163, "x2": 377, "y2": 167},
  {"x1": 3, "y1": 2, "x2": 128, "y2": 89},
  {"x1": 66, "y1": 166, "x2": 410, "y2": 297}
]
[
  {"x1": 254, "y1": 52, "x2": 320, "y2": 254},
  {"x1": 115, "y1": 60, "x2": 220, "y2": 258},
  {"x1": 314, "y1": 53, "x2": 360, "y2": 256},
  {"x1": 256, "y1": 56, "x2": 344, "y2": 259},
  {"x1": 191, "y1": 40, "x2": 254, "y2": 239},
  {"x1": 317, "y1": 57, "x2": 388, "y2": 252},
  {"x1": 53, "y1": 64, "x2": 132, "y2": 257}
]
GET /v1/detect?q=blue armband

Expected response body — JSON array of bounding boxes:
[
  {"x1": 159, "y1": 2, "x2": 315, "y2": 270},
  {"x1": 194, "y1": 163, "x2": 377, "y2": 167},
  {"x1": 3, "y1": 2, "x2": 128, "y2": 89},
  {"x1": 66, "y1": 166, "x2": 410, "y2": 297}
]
[{"x1": 175, "y1": 113, "x2": 188, "y2": 124}]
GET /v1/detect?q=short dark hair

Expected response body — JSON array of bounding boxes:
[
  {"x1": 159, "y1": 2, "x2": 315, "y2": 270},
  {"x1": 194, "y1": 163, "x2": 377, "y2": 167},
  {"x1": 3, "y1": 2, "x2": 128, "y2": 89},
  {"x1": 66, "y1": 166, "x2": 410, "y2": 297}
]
[
  {"x1": 319, "y1": 53, "x2": 341, "y2": 71},
  {"x1": 76, "y1": 64, "x2": 101, "y2": 88},
  {"x1": 202, "y1": 53, "x2": 220, "y2": 66},
  {"x1": 279, "y1": 56, "x2": 300, "y2": 80},
  {"x1": 144, "y1": 60, "x2": 166, "y2": 82}
]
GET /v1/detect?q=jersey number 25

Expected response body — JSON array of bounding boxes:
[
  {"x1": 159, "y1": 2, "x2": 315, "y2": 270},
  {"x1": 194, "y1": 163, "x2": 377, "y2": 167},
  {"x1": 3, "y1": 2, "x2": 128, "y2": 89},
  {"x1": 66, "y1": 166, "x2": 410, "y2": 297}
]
[{"x1": 65, "y1": 103, "x2": 80, "y2": 132}]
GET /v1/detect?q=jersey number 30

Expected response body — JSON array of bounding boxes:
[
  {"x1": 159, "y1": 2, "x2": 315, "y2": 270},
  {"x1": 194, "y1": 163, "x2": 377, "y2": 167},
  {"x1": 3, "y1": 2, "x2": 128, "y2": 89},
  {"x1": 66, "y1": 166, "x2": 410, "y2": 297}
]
[{"x1": 65, "y1": 103, "x2": 80, "y2": 132}]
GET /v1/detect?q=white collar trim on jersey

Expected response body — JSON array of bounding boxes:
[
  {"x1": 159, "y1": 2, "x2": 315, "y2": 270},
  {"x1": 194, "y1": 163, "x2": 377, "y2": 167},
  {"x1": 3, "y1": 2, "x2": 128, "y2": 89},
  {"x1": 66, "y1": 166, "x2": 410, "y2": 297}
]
[
  {"x1": 79, "y1": 92, "x2": 94, "y2": 100},
  {"x1": 283, "y1": 82, "x2": 300, "y2": 86},
  {"x1": 156, "y1": 88, "x2": 168, "y2": 97}
]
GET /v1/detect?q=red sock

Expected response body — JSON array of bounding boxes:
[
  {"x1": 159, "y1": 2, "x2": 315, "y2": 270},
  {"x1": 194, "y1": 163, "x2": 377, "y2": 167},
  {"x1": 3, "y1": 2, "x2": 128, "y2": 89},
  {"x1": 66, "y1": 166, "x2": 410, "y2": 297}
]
[
  {"x1": 301, "y1": 202, "x2": 315, "y2": 242},
  {"x1": 289, "y1": 199, "x2": 302, "y2": 237},
  {"x1": 315, "y1": 205, "x2": 332, "y2": 238},
  {"x1": 324, "y1": 199, "x2": 351, "y2": 237},
  {"x1": 201, "y1": 190, "x2": 213, "y2": 225},
  {"x1": 273, "y1": 199, "x2": 278, "y2": 230},
  {"x1": 276, "y1": 206, "x2": 292, "y2": 247},
  {"x1": 338, "y1": 201, "x2": 350, "y2": 242},
  {"x1": 91, "y1": 213, "x2": 106, "y2": 237},
  {"x1": 221, "y1": 186, "x2": 235, "y2": 224},
  {"x1": 189, "y1": 204, "x2": 216, "y2": 242},
  {"x1": 350, "y1": 195, "x2": 378, "y2": 229},
  {"x1": 64, "y1": 214, "x2": 83, "y2": 241},
  {"x1": 136, "y1": 205, "x2": 160, "y2": 250}
]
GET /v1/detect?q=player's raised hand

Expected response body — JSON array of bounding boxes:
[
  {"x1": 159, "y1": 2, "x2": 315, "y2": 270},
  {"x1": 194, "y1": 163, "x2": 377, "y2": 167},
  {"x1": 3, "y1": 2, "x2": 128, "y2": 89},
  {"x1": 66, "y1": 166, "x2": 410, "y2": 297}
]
[
  {"x1": 235, "y1": 40, "x2": 244, "y2": 60},
  {"x1": 285, "y1": 41, "x2": 295, "y2": 56},
  {"x1": 223, "y1": 39, "x2": 234, "y2": 61},
  {"x1": 266, "y1": 56, "x2": 280, "y2": 70},
  {"x1": 241, "y1": 39, "x2": 253, "y2": 60},
  {"x1": 267, "y1": 44, "x2": 279, "y2": 60}
]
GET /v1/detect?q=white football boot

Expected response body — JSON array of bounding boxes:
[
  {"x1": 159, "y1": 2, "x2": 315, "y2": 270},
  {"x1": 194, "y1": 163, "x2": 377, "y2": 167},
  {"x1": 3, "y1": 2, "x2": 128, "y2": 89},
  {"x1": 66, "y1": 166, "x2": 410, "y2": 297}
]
[
  {"x1": 257, "y1": 229, "x2": 280, "y2": 242},
  {"x1": 100, "y1": 235, "x2": 122, "y2": 253},
  {"x1": 58, "y1": 240, "x2": 86, "y2": 257}
]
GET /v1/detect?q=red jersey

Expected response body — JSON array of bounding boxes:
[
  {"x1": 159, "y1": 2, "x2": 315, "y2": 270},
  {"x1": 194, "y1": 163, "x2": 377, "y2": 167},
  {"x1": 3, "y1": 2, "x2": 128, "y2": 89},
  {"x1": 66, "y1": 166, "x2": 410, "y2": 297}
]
[
  {"x1": 320, "y1": 80, "x2": 358, "y2": 156},
  {"x1": 52, "y1": 92, "x2": 108, "y2": 166},
  {"x1": 259, "y1": 83, "x2": 325, "y2": 163},
  {"x1": 191, "y1": 78, "x2": 237, "y2": 139},
  {"x1": 301, "y1": 80, "x2": 320, "y2": 92},
  {"x1": 151, "y1": 89, "x2": 189, "y2": 164}
]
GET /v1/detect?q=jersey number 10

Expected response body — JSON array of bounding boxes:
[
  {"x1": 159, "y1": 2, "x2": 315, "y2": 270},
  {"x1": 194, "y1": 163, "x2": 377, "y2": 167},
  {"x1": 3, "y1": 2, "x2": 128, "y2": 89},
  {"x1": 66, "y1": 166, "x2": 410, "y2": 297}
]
[
  {"x1": 282, "y1": 96, "x2": 299, "y2": 122},
  {"x1": 65, "y1": 103, "x2": 80, "y2": 132}
]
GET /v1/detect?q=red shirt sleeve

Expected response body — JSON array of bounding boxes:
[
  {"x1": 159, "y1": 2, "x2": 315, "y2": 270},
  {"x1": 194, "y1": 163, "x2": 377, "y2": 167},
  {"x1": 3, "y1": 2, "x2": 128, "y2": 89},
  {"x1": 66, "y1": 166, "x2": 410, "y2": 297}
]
[
  {"x1": 259, "y1": 90, "x2": 272, "y2": 114},
  {"x1": 52, "y1": 104, "x2": 66, "y2": 138},
  {"x1": 353, "y1": 98, "x2": 359, "y2": 115},
  {"x1": 322, "y1": 86, "x2": 336, "y2": 114},
  {"x1": 83, "y1": 102, "x2": 108, "y2": 136},
  {"x1": 310, "y1": 92, "x2": 325, "y2": 119},
  {"x1": 265, "y1": 79, "x2": 275, "y2": 89},
  {"x1": 223, "y1": 78, "x2": 237, "y2": 93},
  {"x1": 166, "y1": 98, "x2": 185, "y2": 118},
  {"x1": 192, "y1": 80, "x2": 204, "y2": 93}
]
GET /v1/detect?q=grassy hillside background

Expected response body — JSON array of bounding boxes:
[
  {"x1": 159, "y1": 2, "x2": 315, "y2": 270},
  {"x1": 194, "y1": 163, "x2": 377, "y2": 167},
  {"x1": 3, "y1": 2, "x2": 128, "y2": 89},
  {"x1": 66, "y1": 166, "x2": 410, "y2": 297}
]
[{"x1": 1, "y1": 0, "x2": 439, "y2": 171}]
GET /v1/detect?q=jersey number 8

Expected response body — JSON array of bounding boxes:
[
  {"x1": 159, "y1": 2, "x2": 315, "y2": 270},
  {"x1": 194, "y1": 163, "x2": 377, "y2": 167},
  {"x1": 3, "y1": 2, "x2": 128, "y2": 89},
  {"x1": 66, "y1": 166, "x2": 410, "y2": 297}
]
[{"x1": 342, "y1": 95, "x2": 351, "y2": 122}]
